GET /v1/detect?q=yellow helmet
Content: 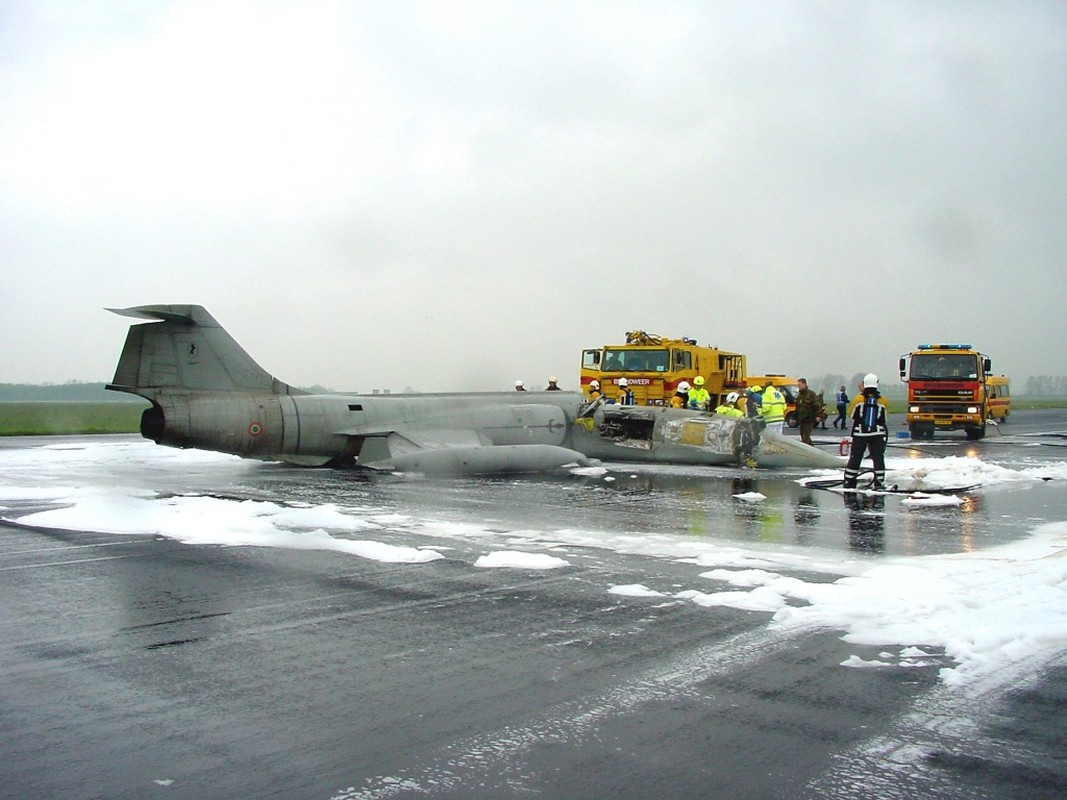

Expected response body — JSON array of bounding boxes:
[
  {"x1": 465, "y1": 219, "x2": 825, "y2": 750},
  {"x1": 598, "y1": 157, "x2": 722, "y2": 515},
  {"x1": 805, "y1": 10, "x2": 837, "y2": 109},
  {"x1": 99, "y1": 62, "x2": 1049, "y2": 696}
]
[
  {"x1": 693, "y1": 376, "x2": 705, "y2": 386},
  {"x1": 749, "y1": 385, "x2": 762, "y2": 393}
]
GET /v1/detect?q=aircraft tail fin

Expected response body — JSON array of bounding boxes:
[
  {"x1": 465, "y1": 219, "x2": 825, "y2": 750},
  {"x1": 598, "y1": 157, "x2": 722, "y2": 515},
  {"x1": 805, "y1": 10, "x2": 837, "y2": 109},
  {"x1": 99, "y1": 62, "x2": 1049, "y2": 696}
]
[{"x1": 106, "y1": 305, "x2": 305, "y2": 396}]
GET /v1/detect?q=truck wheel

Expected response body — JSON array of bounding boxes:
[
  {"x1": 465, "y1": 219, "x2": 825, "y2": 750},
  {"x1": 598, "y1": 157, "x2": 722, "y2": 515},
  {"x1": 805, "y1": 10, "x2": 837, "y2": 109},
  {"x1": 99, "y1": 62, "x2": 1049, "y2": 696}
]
[{"x1": 965, "y1": 424, "x2": 986, "y2": 440}]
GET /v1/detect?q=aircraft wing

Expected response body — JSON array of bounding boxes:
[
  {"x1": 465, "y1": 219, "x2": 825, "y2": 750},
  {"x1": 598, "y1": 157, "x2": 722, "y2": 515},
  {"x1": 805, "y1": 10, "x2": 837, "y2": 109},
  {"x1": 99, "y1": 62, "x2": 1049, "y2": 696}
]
[{"x1": 349, "y1": 429, "x2": 593, "y2": 475}]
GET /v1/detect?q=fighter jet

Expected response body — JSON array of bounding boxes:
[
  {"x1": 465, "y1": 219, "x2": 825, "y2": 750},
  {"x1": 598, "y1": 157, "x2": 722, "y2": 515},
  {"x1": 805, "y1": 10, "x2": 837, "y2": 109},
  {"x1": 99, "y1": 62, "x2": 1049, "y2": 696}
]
[{"x1": 106, "y1": 305, "x2": 841, "y2": 474}]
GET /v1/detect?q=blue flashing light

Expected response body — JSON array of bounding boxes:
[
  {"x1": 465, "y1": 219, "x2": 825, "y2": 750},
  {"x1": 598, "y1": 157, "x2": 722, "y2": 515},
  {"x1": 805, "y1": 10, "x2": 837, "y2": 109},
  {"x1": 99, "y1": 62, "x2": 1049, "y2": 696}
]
[{"x1": 917, "y1": 343, "x2": 972, "y2": 350}]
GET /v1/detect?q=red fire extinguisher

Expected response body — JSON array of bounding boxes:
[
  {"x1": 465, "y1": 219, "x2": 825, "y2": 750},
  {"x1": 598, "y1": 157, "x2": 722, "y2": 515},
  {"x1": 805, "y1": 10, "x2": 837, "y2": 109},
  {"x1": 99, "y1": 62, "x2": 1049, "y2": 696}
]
[{"x1": 839, "y1": 439, "x2": 850, "y2": 456}]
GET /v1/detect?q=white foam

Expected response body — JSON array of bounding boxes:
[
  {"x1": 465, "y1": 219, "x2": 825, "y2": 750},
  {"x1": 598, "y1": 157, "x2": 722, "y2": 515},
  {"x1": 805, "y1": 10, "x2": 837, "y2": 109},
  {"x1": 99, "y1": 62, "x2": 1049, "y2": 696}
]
[
  {"x1": 474, "y1": 551, "x2": 570, "y2": 570},
  {"x1": 609, "y1": 584, "x2": 667, "y2": 598},
  {"x1": 4, "y1": 440, "x2": 1066, "y2": 685}
]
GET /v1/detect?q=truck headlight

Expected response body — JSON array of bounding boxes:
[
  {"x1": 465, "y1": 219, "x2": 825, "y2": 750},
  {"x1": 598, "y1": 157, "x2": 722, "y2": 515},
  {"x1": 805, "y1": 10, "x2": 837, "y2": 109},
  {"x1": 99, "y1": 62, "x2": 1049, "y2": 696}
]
[
  {"x1": 966, "y1": 406, "x2": 979, "y2": 414},
  {"x1": 909, "y1": 406, "x2": 920, "y2": 413}
]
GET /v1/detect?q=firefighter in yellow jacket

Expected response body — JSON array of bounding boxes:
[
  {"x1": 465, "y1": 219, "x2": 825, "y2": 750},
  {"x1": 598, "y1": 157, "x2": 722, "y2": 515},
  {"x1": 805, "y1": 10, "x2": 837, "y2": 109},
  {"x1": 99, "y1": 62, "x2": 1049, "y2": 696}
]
[
  {"x1": 714, "y1": 392, "x2": 744, "y2": 418},
  {"x1": 759, "y1": 384, "x2": 787, "y2": 433},
  {"x1": 670, "y1": 381, "x2": 691, "y2": 409},
  {"x1": 687, "y1": 376, "x2": 712, "y2": 411}
]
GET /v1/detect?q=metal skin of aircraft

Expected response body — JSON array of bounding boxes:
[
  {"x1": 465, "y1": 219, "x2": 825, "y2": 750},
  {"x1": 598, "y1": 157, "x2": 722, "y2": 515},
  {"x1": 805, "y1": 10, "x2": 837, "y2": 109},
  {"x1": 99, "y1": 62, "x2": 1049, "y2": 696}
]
[{"x1": 105, "y1": 305, "x2": 842, "y2": 475}]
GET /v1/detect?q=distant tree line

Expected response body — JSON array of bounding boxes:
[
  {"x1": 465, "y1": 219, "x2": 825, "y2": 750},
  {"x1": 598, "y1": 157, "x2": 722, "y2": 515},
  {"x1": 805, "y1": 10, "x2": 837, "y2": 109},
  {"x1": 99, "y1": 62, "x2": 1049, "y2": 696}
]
[
  {"x1": 3, "y1": 377, "x2": 1063, "y2": 402},
  {"x1": 1023, "y1": 376, "x2": 1067, "y2": 396},
  {"x1": 0, "y1": 381, "x2": 141, "y2": 402},
  {"x1": 0, "y1": 381, "x2": 334, "y2": 402},
  {"x1": 806, "y1": 374, "x2": 906, "y2": 397}
]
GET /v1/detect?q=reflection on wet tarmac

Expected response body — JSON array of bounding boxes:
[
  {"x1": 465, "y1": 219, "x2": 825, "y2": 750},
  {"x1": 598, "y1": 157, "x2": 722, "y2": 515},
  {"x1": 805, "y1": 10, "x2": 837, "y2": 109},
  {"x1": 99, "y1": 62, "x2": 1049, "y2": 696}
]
[{"x1": 844, "y1": 493, "x2": 886, "y2": 554}]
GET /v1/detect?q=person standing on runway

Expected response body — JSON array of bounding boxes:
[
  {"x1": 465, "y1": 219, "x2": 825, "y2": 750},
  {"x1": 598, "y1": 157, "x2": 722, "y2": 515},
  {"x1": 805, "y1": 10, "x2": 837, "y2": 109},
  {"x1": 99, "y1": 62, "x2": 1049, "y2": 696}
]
[{"x1": 843, "y1": 373, "x2": 890, "y2": 490}]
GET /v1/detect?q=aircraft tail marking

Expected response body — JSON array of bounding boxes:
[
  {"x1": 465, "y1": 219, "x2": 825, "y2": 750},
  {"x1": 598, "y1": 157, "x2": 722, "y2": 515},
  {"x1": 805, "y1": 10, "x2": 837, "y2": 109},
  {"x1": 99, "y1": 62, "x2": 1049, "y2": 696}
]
[{"x1": 106, "y1": 304, "x2": 304, "y2": 396}]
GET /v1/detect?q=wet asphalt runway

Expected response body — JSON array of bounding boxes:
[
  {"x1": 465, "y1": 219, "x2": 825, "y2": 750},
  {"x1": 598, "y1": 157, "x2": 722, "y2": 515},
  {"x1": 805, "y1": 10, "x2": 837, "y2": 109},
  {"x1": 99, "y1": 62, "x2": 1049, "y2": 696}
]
[{"x1": 2, "y1": 411, "x2": 1067, "y2": 799}]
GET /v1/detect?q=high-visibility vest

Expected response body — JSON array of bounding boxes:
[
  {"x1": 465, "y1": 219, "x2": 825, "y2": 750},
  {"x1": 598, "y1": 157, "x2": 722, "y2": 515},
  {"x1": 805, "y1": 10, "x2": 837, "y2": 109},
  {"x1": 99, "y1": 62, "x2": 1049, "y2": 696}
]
[
  {"x1": 687, "y1": 387, "x2": 710, "y2": 409},
  {"x1": 760, "y1": 387, "x2": 786, "y2": 423}
]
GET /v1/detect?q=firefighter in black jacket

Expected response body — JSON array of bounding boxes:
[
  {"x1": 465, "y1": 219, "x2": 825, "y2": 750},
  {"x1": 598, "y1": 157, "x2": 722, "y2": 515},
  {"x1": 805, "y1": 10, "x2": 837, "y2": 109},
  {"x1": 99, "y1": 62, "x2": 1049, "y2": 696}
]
[{"x1": 843, "y1": 373, "x2": 890, "y2": 490}]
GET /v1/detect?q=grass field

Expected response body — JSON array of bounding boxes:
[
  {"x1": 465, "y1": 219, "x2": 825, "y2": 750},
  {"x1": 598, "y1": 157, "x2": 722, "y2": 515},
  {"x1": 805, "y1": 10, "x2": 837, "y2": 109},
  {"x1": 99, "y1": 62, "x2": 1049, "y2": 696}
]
[{"x1": 0, "y1": 402, "x2": 146, "y2": 436}]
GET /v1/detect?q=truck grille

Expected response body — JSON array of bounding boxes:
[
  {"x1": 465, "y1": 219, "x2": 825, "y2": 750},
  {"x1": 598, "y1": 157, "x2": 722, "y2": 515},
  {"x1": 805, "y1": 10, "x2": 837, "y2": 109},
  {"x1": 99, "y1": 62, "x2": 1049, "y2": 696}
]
[{"x1": 913, "y1": 404, "x2": 973, "y2": 415}]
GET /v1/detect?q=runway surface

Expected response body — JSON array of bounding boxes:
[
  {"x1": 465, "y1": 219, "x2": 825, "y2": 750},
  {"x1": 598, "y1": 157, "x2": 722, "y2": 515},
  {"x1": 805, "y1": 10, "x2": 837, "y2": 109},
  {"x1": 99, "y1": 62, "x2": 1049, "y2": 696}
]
[{"x1": 2, "y1": 411, "x2": 1066, "y2": 799}]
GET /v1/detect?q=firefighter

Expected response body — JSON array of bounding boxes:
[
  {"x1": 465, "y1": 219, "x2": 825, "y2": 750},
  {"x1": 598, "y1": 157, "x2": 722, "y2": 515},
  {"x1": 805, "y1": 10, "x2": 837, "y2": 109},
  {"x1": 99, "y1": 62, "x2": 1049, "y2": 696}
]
[
  {"x1": 760, "y1": 384, "x2": 787, "y2": 433},
  {"x1": 617, "y1": 377, "x2": 636, "y2": 405},
  {"x1": 545, "y1": 376, "x2": 561, "y2": 391},
  {"x1": 587, "y1": 380, "x2": 602, "y2": 400},
  {"x1": 687, "y1": 376, "x2": 711, "y2": 411},
  {"x1": 514, "y1": 380, "x2": 527, "y2": 392},
  {"x1": 670, "y1": 381, "x2": 690, "y2": 409},
  {"x1": 843, "y1": 373, "x2": 890, "y2": 490},
  {"x1": 714, "y1": 391, "x2": 744, "y2": 418}
]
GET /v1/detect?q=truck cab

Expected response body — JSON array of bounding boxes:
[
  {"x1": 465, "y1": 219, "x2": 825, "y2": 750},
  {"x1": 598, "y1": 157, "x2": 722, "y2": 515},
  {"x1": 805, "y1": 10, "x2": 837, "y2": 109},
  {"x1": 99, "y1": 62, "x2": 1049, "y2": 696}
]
[
  {"x1": 580, "y1": 330, "x2": 747, "y2": 409},
  {"x1": 899, "y1": 343, "x2": 993, "y2": 439}
]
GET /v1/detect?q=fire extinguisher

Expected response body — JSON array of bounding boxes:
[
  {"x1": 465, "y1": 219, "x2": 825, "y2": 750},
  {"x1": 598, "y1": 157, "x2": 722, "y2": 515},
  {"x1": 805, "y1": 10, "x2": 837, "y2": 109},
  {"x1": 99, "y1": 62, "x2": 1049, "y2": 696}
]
[{"x1": 839, "y1": 439, "x2": 850, "y2": 456}]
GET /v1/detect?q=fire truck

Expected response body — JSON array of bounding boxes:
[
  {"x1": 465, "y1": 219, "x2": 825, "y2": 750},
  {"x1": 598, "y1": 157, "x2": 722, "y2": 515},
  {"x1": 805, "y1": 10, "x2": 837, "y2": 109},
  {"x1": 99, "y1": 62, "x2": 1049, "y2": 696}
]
[
  {"x1": 898, "y1": 343, "x2": 996, "y2": 440},
  {"x1": 580, "y1": 330, "x2": 747, "y2": 408}
]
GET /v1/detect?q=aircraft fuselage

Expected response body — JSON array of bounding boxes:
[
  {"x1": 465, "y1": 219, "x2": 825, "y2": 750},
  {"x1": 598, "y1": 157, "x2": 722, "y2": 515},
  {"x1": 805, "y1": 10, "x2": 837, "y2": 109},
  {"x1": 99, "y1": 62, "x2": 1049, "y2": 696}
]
[
  {"x1": 136, "y1": 390, "x2": 585, "y2": 467},
  {"x1": 107, "y1": 304, "x2": 842, "y2": 474}
]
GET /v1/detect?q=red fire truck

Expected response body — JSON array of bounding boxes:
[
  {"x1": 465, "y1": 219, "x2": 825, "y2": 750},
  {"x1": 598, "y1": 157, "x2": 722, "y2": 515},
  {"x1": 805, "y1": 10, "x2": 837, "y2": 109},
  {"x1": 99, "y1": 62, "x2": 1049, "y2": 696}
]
[{"x1": 898, "y1": 343, "x2": 995, "y2": 440}]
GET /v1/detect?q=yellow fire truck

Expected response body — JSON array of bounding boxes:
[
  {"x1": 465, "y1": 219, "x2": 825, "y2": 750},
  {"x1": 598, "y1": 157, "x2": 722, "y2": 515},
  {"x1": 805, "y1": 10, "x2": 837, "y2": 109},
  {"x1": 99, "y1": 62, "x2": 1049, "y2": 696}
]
[
  {"x1": 580, "y1": 330, "x2": 747, "y2": 407},
  {"x1": 898, "y1": 343, "x2": 997, "y2": 439}
]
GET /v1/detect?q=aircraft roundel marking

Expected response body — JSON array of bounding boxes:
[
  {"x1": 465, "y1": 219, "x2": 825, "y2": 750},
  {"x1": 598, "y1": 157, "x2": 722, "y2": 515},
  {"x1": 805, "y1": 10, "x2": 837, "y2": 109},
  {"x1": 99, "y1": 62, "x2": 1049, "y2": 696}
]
[{"x1": 248, "y1": 422, "x2": 264, "y2": 437}]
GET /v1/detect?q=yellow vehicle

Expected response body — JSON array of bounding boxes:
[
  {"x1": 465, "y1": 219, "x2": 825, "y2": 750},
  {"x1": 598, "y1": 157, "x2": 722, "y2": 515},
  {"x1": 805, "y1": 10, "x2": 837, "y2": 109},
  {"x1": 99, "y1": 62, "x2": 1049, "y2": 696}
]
[
  {"x1": 746, "y1": 374, "x2": 800, "y2": 426},
  {"x1": 985, "y1": 375, "x2": 1011, "y2": 421},
  {"x1": 898, "y1": 343, "x2": 995, "y2": 439},
  {"x1": 580, "y1": 330, "x2": 747, "y2": 408}
]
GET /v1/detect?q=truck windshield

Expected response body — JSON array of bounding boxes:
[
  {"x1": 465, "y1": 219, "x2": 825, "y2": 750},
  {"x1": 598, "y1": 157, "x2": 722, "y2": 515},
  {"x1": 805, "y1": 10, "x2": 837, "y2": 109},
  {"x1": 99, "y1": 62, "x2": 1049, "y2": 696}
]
[
  {"x1": 601, "y1": 348, "x2": 670, "y2": 372},
  {"x1": 910, "y1": 354, "x2": 979, "y2": 380}
]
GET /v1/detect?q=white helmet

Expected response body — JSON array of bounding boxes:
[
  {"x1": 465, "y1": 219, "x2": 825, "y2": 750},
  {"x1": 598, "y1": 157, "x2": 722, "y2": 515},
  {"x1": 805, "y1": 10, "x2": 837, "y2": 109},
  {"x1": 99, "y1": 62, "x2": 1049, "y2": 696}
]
[
  {"x1": 678, "y1": 381, "x2": 690, "y2": 391},
  {"x1": 548, "y1": 376, "x2": 557, "y2": 382},
  {"x1": 618, "y1": 377, "x2": 628, "y2": 387},
  {"x1": 726, "y1": 391, "x2": 739, "y2": 403},
  {"x1": 863, "y1": 373, "x2": 879, "y2": 389},
  {"x1": 515, "y1": 379, "x2": 524, "y2": 387},
  {"x1": 590, "y1": 380, "x2": 600, "y2": 390}
]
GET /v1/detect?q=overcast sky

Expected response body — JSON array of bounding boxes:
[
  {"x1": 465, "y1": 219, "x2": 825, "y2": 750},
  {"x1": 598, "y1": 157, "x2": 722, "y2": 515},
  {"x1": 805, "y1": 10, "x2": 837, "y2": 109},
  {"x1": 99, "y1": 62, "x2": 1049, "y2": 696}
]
[{"x1": 2, "y1": 1, "x2": 1064, "y2": 393}]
